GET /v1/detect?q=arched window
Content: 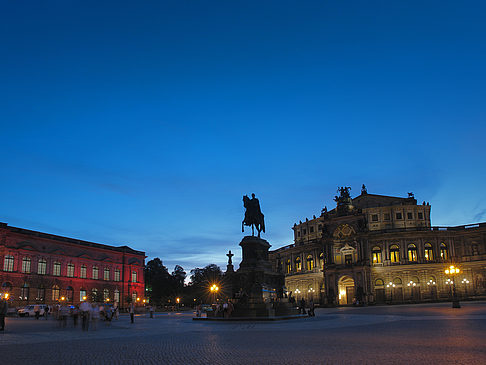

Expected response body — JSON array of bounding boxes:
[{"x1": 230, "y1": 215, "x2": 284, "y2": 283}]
[
  {"x1": 294, "y1": 257, "x2": 302, "y2": 272},
  {"x1": 38, "y1": 259, "x2": 47, "y2": 275},
  {"x1": 372, "y1": 247, "x2": 382, "y2": 264},
  {"x1": 390, "y1": 245, "x2": 400, "y2": 263},
  {"x1": 20, "y1": 283, "x2": 29, "y2": 300},
  {"x1": 103, "y1": 288, "x2": 109, "y2": 301},
  {"x1": 66, "y1": 286, "x2": 74, "y2": 301},
  {"x1": 80, "y1": 265, "x2": 87, "y2": 278},
  {"x1": 393, "y1": 277, "x2": 402, "y2": 285},
  {"x1": 37, "y1": 285, "x2": 45, "y2": 301},
  {"x1": 53, "y1": 261, "x2": 61, "y2": 276},
  {"x1": 114, "y1": 289, "x2": 120, "y2": 303},
  {"x1": 440, "y1": 243, "x2": 449, "y2": 260},
  {"x1": 67, "y1": 263, "x2": 75, "y2": 278},
  {"x1": 1, "y1": 282, "x2": 13, "y2": 293},
  {"x1": 286, "y1": 259, "x2": 291, "y2": 274},
  {"x1": 424, "y1": 243, "x2": 433, "y2": 261},
  {"x1": 375, "y1": 278, "x2": 385, "y2": 286},
  {"x1": 22, "y1": 257, "x2": 31, "y2": 273},
  {"x1": 104, "y1": 268, "x2": 110, "y2": 281},
  {"x1": 408, "y1": 244, "x2": 417, "y2": 262},
  {"x1": 92, "y1": 266, "x2": 99, "y2": 280},
  {"x1": 52, "y1": 285, "x2": 60, "y2": 301},
  {"x1": 3, "y1": 255, "x2": 14, "y2": 272},
  {"x1": 408, "y1": 276, "x2": 420, "y2": 286},
  {"x1": 306, "y1": 255, "x2": 314, "y2": 271}
]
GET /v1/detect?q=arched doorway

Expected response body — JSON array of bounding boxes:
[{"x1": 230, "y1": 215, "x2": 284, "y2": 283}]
[{"x1": 338, "y1": 276, "x2": 355, "y2": 305}]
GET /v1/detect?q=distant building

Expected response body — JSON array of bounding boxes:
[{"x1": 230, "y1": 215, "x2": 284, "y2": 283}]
[
  {"x1": 0, "y1": 222, "x2": 145, "y2": 309},
  {"x1": 269, "y1": 186, "x2": 486, "y2": 306}
]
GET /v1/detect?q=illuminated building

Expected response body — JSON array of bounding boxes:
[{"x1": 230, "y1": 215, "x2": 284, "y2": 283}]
[
  {"x1": 0, "y1": 222, "x2": 145, "y2": 308},
  {"x1": 269, "y1": 185, "x2": 486, "y2": 305}
]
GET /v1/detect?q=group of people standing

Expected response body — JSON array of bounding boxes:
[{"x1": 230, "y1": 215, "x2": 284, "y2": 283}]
[{"x1": 298, "y1": 298, "x2": 315, "y2": 317}]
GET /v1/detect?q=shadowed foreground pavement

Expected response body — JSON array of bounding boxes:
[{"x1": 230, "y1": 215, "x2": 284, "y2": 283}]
[{"x1": 1, "y1": 302, "x2": 485, "y2": 364}]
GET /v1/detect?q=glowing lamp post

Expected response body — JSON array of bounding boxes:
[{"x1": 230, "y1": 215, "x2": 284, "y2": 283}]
[
  {"x1": 386, "y1": 282, "x2": 396, "y2": 303},
  {"x1": 210, "y1": 284, "x2": 219, "y2": 304},
  {"x1": 462, "y1": 278, "x2": 470, "y2": 297},
  {"x1": 445, "y1": 265, "x2": 461, "y2": 308}
]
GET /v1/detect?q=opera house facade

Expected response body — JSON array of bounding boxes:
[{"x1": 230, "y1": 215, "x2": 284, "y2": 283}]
[{"x1": 269, "y1": 186, "x2": 486, "y2": 306}]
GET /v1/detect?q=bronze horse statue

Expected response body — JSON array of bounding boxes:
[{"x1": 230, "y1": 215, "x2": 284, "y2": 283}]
[{"x1": 242, "y1": 194, "x2": 265, "y2": 237}]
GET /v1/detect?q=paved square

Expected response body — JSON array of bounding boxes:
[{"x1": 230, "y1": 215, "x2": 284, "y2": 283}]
[{"x1": 1, "y1": 302, "x2": 486, "y2": 364}]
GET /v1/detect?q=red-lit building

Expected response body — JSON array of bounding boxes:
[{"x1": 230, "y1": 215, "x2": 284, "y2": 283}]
[{"x1": 0, "y1": 222, "x2": 145, "y2": 309}]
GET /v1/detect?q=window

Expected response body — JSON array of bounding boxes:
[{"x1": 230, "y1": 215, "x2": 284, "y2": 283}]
[
  {"x1": 3, "y1": 255, "x2": 14, "y2": 272},
  {"x1": 424, "y1": 243, "x2": 433, "y2": 261},
  {"x1": 310, "y1": 226, "x2": 314, "y2": 233},
  {"x1": 92, "y1": 266, "x2": 99, "y2": 280},
  {"x1": 393, "y1": 277, "x2": 402, "y2": 285},
  {"x1": 66, "y1": 286, "x2": 74, "y2": 301},
  {"x1": 319, "y1": 252, "x2": 324, "y2": 269},
  {"x1": 38, "y1": 259, "x2": 47, "y2": 275},
  {"x1": 132, "y1": 292, "x2": 137, "y2": 303},
  {"x1": 372, "y1": 247, "x2": 382, "y2": 264},
  {"x1": 80, "y1": 265, "x2": 87, "y2": 279},
  {"x1": 345, "y1": 254, "x2": 353, "y2": 265},
  {"x1": 80, "y1": 289, "x2": 87, "y2": 301},
  {"x1": 67, "y1": 263, "x2": 75, "y2": 278},
  {"x1": 371, "y1": 214, "x2": 378, "y2": 222},
  {"x1": 306, "y1": 255, "x2": 314, "y2": 271},
  {"x1": 131, "y1": 270, "x2": 137, "y2": 282},
  {"x1": 52, "y1": 285, "x2": 60, "y2": 301},
  {"x1": 114, "y1": 269, "x2": 120, "y2": 282},
  {"x1": 20, "y1": 283, "x2": 29, "y2": 300},
  {"x1": 297, "y1": 231, "x2": 300, "y2": 237},
  {"x1": 440, "y1": 243, "x2": 449, "y2": 260},
  {"x1": 103, "y1": 288, "x2": 109, "y2": 301},
  {"x1": 318, "y1": 224, "x2": 322, "y2": 231},
  {"x1": 408, "y1": 244, "x2": 418, "y2": 262},
  {"x1": 396, "y1": 212, "x2": 402, "y2": 220},
  {"x1": 37, "y1": 286, "x2": 45, "y2": 301},
  {"x1": 390, "y1": 244, "x2": 400, "y2": 263},
  {"x1": 375, "y1": 279, "x2": 385, "y2": 286},
  {"x1": 286, "y1": 259, "x2": 291, "y2": 273},
  {"x1": 114, "y1": 289, "x2": 120, "y2": 303},
  {"x1": 418, "y1": 212, "x2": 424, "y2": 219},
  {"x1": 295, "y1": 257, "x2": 302, "y2": 272},
  {"x1": 22, "y1": 257, "x2": 31, "y2": 273},
  {"x1": 407, "y1": 212, "x2": 413, "y2": 220},
  {"x1": 91, "y1": 288, "x2": 98, "y2": 301},
  {"x1": 303, "y1": 229, "x2": 306, "y2": 235},
  {"x1": 104, "y1": 268, "x2": 110, "y2": 281},
  {"x1": 53, "y1": 262, "x2": 61, "y2": 276},
  {"x1": 384, "y1": 213, "x2": 390, "y2": 221}
]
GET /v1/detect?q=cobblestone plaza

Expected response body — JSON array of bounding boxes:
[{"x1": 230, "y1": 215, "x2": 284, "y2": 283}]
[{"x1": 1, "y1": 302, "x2": 485, "y2": 364}]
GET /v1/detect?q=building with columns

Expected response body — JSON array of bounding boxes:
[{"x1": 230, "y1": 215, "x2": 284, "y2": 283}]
[
  {"x1": 0, "y1": 222, "x2": 145, "y2": 309},
  {"x1": 269, "y1": 185, "x2": 486, "y2": 306}
]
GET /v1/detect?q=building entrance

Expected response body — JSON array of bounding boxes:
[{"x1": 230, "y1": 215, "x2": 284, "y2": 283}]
[{"x1": 338, "y1": 276, "x2": 355, "y2": 305}]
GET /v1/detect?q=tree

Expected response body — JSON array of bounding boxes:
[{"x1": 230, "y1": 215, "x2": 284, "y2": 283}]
[{"x1": 144, "y1": 258, "x2": 172, "y2": 305}]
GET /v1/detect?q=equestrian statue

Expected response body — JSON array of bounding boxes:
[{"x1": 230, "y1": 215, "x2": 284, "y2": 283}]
[{"x1": 242, "y1": 193, "x2": 265, "y2": 237}]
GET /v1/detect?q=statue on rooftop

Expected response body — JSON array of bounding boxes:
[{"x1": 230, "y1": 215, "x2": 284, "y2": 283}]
[{"x1": 242, "y1": 193, "x2": 265, "y2": 237}]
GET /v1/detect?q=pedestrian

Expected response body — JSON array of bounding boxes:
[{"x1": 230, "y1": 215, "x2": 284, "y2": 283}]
[
  {"x1": 72, "y1": 305, "x2": 79, "y2": 327},
  {"x1": 227, "y1": 300, "x2": 234, "y2": 318},
  {"x1": 0, "y1": 296, "x2": 8, "y2": 331},
  {"x1": 44, "y1": 305, "x2": 50, "y2": 320},
  {"x1": 300, "y1": 298, "x2": 306, "y2": 315},
  {"x1": 129, "y1": 302, "x2": 135, "y2": 324},
  {"x1": 149, "y1": 305, "x2": 154, "y2": 318},
  {"x1": 79, "y1": 300, "x2": 90, "y2": 331},
  {"x1": 91, "y1": 303, "x2": 100, "y2": 330},
  {"x1": 59, "y1": 304, "x2": 69, "y2": 328},
  {"x1": 309, "y1": 299, "x2": 315, "y2": 317},
  {"x1": 34, "y1": 304, "x2": 40, "y2": 320}
]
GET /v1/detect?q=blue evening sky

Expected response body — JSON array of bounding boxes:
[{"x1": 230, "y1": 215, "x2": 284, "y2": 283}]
[{"x1": 1, "y1": 1, "x2": 485, "y2": 273}]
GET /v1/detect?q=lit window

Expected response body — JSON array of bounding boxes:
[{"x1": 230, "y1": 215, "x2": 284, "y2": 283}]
[
  {"x1": 91, "y1": 288, "x2": 98, "y2": 301},
  {"x1": 20, "y1": 283, "x2": 29, "y2": 300},
  {"x1": 104, "y1": 268, "x2": 110, "y2": 281},
  {"x1": 294, "y1": 257, "x2": 302, "y2": 272},
  {"x1": 390, "y1": 245, "x2": 400, "y2": 263},
  {"x1": 375, "y1": 279, "x2": 384, "y2": 286},
  {"x1": 286, "y1": 259, "x2": 291, "y2": 273},
  {"x1": 80, "y1": 265, "x2": 87, "y2": 279},
  {"x1": 103, "y1": 288, "x2": 109, "y2": 301},
  {"x1": 38, "y1": 259, "x2": 47, "y2": 275},
  {"x1": 53, "y1": 262, "x2": 61, "y2": 276},
  {"x1": 131, "y1": 271, "x2": 137, "y2": 282},
  {"x1": 22, "y1": 257, "x2": 31, "y2": 273},
  {"x1": 52, "y1": 285, "x2": 60, "y2": 301},
  {"x1": 408, "y1": 244, "x2": 417, "y2": 262},
  {"x1": 3, "y1": 255, "x2": 14, "y2": 272},
  {"x1": 424, "y1": 243, "x2": 433, "y2": 261},
  {"x1": 67, "y1": 263, "x2": 75, "y2": 278},
  {"x1": 92, "y1": 266, "x2": 99, "y2": 280},
  {"x1": 319, "y1": 252, "x2": 324, "y2": 269},
  {"x1": 345, "y1": 254, "x2": 353, "y2": 265},
  {"x1": 372, "y1": 247, "x2": 382, "y2": 264},
  {"x1": 306, "y1": 255, "x2": 314, "y2": 271},
  {"x1": 80, "y1": 289, "x2": 87, "y2": 301},
  {"x1": 114, "y1": 269, "x2": 120, "y2": 282},
  {"x1": 440, "y1": 243, "x2": 449, "y2": 260},
  {"x1": 114, "y1": 289, "x2": 120, "y2": 303},
  {"x1": 37, "y1": 286, "x2": 45, "y2": 301}
]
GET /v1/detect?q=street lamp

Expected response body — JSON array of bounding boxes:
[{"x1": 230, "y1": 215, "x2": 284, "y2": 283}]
[
  {"x1": 461, "y1": 278, "x2": 470, "y2": 297},
  {"x1": 445, "y1": 265, "x2": 461, "y2": 308},
  {"x1": 210, "y1": 284, "x2": 219, "y2": 304},
  {"x1": 386, "y1": 282, "x2": 395, "y2": 303}
]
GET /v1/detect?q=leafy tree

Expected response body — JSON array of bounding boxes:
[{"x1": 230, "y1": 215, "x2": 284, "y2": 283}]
[{"x1": 145, "y1": 258, "x2": 172, "y2": 305}]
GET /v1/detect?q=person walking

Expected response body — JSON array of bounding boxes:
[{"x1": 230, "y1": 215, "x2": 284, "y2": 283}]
[
  {"x1": 91, "y1": 304, "x2": 100, "y2": 330},
  {"x1": 129, "y1": 303, "x2": 135, "y2": 324},
  {"x1": 0, "y1": 296, "x2": 8, "y2": 331},
  {"x1": 79, "y1": 301, "x2": 91, "y2": 331},
  {"x1": 34, "y1": 304, "x2": 40, "y2": 320},
  {"x1": 149, "y1": 305, "x2": 154, "y2": 318},
  {"x1": 300, "y1": 298, "x2": 306, "y2": 315},
  {"x1": 308, "y1": 299, "x2": 315, "y2": 317},
  {"x1": 44, "y1": 305, "x2": 50, "y2": 320}
]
